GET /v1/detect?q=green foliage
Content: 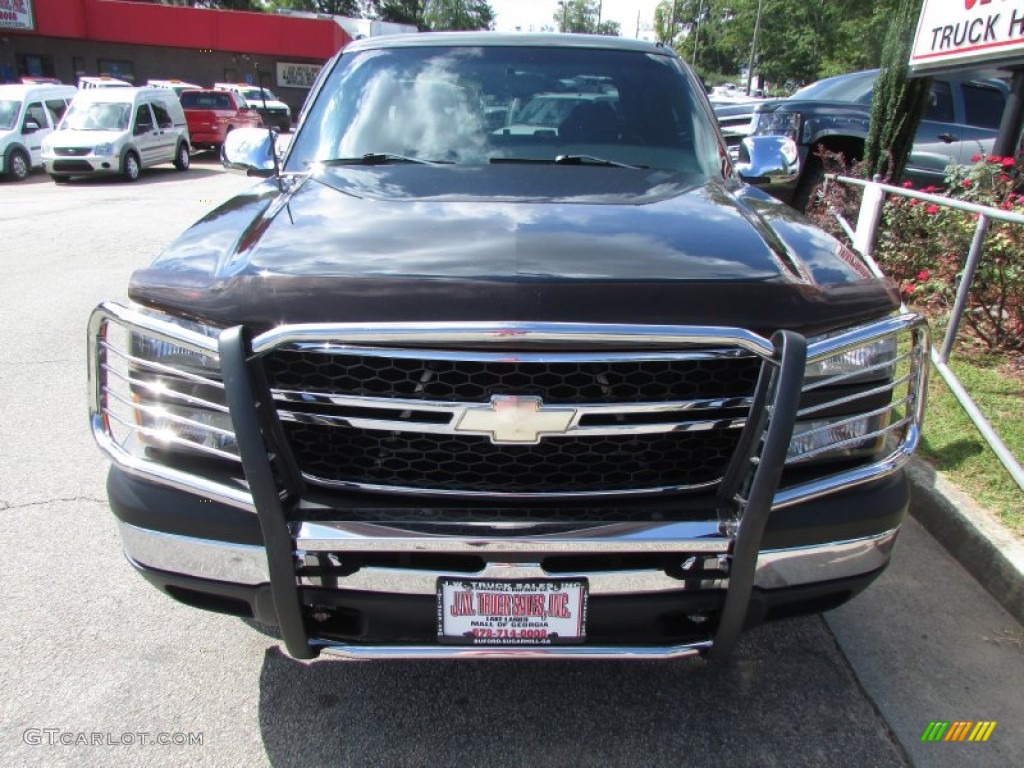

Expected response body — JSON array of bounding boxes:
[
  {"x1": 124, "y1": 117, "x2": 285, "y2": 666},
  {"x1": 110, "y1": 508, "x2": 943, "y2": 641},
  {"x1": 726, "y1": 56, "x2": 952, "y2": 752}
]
[
  {"x1": 423, "y1": 0, "x2": 494, "y2": 30},
  {"x1": 272, "y1": 0, "x2": 361, "y2": 15},
  {"x1": 364, "y1": 0, "x2": 493, "y2": 30},
  {"x1": 672, "y1": 0, "x2": 906, "y2": 88},
  {"x1": 877, "y1": 156, "x2": 1024, "y2": 353},
  {"x1": 863, "y1": 0, "x2": 930, "y2": 181},
  {"x1": 365, "y1": 0, "x2": 426, "y2": 27},
  {"x1": 553, "y1": 0, "x2": 619, "y2": 35}
]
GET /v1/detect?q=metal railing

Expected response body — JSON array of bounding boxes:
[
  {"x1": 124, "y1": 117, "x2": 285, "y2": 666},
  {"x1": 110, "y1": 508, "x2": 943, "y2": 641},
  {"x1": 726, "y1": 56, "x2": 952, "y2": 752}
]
[{"x1": 826, "y1": 174, "x2": 1024, "y2": 492}]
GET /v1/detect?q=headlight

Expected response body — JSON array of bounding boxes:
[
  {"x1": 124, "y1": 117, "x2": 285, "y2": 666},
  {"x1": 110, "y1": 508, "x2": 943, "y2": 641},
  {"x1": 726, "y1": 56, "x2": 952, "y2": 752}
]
[
  {"x1": 94, "y1": 143, "x2": 115, "y2": 155},
  {"x1": 803, "y1": 335, "x2": 897, "y2": 386},
  {"x1": 787, "y1": 319, "x2": 927, "y2": 467},
  {"x1": 752, "y1": 110, "x2": 801, "y2": 142},
  {"x1": 127, "y1": 311, "x2": 237, "y2": 457},
  {"x1": 91, "y1": 306, "x2": 239, "y2": 462}
]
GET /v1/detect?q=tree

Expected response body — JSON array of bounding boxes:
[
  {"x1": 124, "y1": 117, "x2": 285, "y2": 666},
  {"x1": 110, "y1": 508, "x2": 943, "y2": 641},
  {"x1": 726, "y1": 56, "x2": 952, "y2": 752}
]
[
  {"x1": 553, "y1": 0, "x2": 618, "y2": 35},
  {"x1": 272, "y1": 1, "x2": 362, "y2": 15},
  {"x1": 365, "y1": 1, "x2": 426, "y2": 27},
  {"x1": 366, "y1": 0, "x2": 494, "y2": 30},
  {"x1": 423, "y1": 0, "x2": 494, "y2": 31},
  {"x1": 654, "y1": 0, "x2": 682, "y2": 47},
  {"x1": 863, "y1": 0, "x2": 931, "y2": 181}
]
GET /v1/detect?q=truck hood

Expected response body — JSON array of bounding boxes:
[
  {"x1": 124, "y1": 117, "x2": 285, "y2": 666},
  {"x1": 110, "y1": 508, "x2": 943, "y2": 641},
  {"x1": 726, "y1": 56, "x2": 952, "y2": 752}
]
[{"x1": 131, "y1": 164, "x2": 898, "y2": 336}]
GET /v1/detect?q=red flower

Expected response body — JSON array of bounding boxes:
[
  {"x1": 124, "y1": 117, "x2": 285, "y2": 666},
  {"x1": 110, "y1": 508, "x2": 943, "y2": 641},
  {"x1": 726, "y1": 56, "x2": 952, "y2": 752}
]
[
  {"x1": 902, "y1": 181, "x2": 914, "y2": 188},
  {"x1": 922, "y1": 185, "x2": 938, "y2": 193},
  {"x1": 963, "y1": 179, "x2": 972, "y2": 188},
  {"x1": 1002, "y1": 157, "x2": 1015, "y2": 168},
  {"x1": 986, "y1": 156, "x2": 1003, "y2": 164},
  {"x1": 902, "y1": 284, "x2": 915, "y2": 295},
  {"x1": 925, "y1": 204, "x2": 939, "y2": 214},
  {"x1": 1000, "y1": 173, "x2": 1011, "y2": 183},
  {"x1": 971, "y1": 154, "x2": 982, "y2": 162},
  {"x1": 917, "y1": 270, "x2": 930, "y2": 281}
]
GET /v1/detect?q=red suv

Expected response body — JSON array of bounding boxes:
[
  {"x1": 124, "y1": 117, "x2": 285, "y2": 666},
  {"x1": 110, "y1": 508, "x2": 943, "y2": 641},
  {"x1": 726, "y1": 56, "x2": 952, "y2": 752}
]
[{"x1": 179, "y1": 89, "x2": 262, "y2": 150}]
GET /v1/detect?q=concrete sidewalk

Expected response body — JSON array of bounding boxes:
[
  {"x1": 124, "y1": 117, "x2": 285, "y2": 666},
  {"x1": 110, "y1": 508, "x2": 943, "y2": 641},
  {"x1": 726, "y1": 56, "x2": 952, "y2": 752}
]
[{"x1": 827, "y1": 515, "x2": 1023, "y2": 768}]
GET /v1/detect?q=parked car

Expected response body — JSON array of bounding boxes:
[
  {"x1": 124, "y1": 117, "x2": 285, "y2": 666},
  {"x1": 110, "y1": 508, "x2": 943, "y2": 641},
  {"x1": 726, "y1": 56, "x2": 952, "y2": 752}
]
[
  {"x1": 42, "y1": 86, "x2": 191, "y2": 182},
  {"x1": 88, "y1": 33, "x2": 928, "y2": 662},
  {"x1": 0, "y1": 82, "x2": 76, "y2": 181},
  {"x1": 213, "y1": 82, "x2": 291, "y2": 132},
  {"x1": 179, "y1": 88, "x2": 263, "y2": 150},
  {"x1": 725, "y1": 68, "x2": 1009, "y2": 209}
]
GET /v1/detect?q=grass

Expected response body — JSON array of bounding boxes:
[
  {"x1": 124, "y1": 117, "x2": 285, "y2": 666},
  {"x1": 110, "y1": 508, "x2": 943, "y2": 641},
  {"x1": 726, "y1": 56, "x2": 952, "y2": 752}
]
[{"x1": 917, "y1": 348, "x2": 1024, "y2": 535}]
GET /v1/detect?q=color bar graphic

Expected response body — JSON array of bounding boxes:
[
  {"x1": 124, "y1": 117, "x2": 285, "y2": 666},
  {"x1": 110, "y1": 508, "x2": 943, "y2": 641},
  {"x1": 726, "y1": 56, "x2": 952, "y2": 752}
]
[{"x1": 921, "y1": 721, "x2": 996, "y2": 742}]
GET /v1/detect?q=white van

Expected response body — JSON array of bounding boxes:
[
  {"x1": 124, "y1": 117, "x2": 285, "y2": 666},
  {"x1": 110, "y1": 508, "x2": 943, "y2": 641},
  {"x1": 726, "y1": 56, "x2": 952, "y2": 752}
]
[
  {"x1": 41, "y1": 87, "x2": 192, "y2": 182},
  {"x1": 78, "y1": 76, "x2": 133, "y2": 90},
  {"x1": 0, "y1": 83, "x2": 77, "y2": 181}
]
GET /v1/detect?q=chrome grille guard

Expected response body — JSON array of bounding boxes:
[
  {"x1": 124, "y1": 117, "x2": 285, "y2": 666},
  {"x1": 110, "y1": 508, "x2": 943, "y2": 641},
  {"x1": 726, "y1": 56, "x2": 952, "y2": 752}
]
[{"x1": 88, "y1": 303, "x2": 928, "y2": 660}]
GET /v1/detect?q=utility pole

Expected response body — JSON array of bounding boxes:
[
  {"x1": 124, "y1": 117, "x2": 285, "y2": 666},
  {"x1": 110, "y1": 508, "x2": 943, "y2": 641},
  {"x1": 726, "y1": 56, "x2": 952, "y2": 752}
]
[{"x1": 746, "y1": 0, "x2": 764, "y2": 96}]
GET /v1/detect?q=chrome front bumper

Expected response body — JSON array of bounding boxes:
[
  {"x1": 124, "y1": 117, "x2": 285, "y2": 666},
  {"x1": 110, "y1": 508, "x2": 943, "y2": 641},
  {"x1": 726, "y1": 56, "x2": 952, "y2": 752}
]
[{"x1": 118, "y1": 520, "x2": 898, "y2": 599}]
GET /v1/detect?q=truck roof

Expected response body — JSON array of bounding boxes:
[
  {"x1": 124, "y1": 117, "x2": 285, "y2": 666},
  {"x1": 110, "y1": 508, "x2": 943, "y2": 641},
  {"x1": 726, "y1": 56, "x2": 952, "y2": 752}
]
[{"x1": 344, "y1": 32, "x2": 677, "y2": 57}]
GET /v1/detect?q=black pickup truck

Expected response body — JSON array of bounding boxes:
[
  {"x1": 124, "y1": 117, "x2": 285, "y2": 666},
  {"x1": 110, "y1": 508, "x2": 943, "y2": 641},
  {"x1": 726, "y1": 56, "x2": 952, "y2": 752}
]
[
  {"x1": 88, "y1": 34, "x2": 928, "y2": 662},
  {"x1": 717, "y1": 68, "x2": 1008, "y2": 209}
]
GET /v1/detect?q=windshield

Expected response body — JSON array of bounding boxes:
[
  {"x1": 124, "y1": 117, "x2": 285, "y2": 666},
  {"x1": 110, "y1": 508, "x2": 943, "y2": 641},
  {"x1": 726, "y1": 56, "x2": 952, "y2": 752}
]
[
  {"x1": 180, "y1": 92, "x2": 235, "y2": 110},
  {"x1": 240, "y1": 88, "x2": 277, "y2": 102},
  {"x1": 0, "y1": 100, "x2": 20, "y2": 130},
  {"x1": 288, "y1": 45, "x2": 722, "y2": 177},
  {"x1": 60, "y1": 101, "x2": 131, "y2": 131},
  {"x1": 791, "y1": 72, "x2": 877, "y2": 103}
]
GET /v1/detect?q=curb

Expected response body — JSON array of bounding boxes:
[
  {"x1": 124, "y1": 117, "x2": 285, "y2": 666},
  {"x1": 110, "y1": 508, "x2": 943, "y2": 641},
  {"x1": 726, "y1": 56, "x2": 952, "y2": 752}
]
[{"x1": 906, "y1": 457, "x2": 1024, "y2": 625}]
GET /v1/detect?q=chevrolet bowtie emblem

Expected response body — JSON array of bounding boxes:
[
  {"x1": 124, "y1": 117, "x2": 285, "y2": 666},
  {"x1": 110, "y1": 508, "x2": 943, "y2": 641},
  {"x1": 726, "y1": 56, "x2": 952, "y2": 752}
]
[{"x1": 455, "y1": 396, "x2": 577, "y2": 444}]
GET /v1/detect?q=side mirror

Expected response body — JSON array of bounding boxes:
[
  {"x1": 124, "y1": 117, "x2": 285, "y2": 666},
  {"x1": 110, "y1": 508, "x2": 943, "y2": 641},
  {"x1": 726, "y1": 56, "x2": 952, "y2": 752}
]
[
  {"x1": 221, "y1": 126, "x2": 276, "y2": 177},
  {"x1": 736, "y1": 136, "x2": 801, "y2": 186},
  {"x1": 23, "y1": 119, "x2": 41, "y2": 134}
]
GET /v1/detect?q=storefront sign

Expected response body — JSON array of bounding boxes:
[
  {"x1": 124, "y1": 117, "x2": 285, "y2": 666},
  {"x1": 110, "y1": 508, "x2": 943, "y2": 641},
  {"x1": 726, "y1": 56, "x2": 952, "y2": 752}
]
[
  {"x1": 911, "y1": 0, "x2": 1024, "y2": 72},
  {"x1": 276, "y1": 62, "x2": 322, "y2": 89},
  {"x1": 0, "y1": 0, "x2": 34, "y2": 31}
]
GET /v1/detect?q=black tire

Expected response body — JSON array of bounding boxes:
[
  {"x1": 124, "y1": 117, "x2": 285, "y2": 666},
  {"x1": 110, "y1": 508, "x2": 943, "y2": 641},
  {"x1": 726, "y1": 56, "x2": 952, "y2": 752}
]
[
  {"x1": 122, "y1": 151, "x2": 141, "y2": 182},
  {"x1": 792, "y1": 155, "x2": 825, "y2": 213},
  {"x1": 174, "y1": 142, "x2": 190, "y2": 171},
  {"x1": 49, "y1": 173, "x2": 70, "y2": 184},
  {"x1": 6, "y1": 148, "x2": 30, "y2": 182}
]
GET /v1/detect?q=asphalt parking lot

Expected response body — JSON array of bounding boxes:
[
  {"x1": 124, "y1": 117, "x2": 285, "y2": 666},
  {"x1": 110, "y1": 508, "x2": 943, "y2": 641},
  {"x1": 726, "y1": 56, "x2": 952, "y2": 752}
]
[{"x1": 0, "y1": 154, "x2": 1021, "y2": 767}]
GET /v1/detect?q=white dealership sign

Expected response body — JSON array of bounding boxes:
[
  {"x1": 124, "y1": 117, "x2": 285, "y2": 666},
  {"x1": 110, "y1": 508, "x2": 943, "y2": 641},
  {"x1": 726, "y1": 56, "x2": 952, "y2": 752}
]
[
  {"x1": 0, "y1": 0, "x2": 34, "y2": 31},
  {"x1": 276, "y1": 62, "x2": 322, "y2": 89},
  {"x1": 911, "y1": 0, "x2": 1024, "y2": 72}
]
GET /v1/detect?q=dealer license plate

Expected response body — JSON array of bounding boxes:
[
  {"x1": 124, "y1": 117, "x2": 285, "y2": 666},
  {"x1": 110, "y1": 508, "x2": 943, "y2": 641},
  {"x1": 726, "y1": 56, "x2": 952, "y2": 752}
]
[{"x1": 437, "y1": 578, "x2": 588, "y2": 645}]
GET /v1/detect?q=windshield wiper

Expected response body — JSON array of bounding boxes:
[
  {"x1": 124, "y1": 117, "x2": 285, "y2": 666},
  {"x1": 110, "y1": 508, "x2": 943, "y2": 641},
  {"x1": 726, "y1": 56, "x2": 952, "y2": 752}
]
[
  {"x1": 554, "y1": 154, "x2": 646, "y2": 169},
  {"x1": 319, "y1": 153, "x2": 453, "y2": 166},
  {"x1": 490, "y1": 155, "x2": 646, "y2": 169}
]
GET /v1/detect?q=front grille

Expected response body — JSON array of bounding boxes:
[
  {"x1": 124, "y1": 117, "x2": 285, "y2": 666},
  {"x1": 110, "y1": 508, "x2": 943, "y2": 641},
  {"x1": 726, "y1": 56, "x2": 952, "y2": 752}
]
[
  {"x1": 264, "y1": 352, "x2": 759, "y2": 403},
  {"x1": 52, "y1": 160, "x2": 93, "y2": 171},
  {"x1": 283, "y1": 422, "x2": 742, "y2": 493},
  {"x1": 264, "y1": 350, "x2": 761, "y2": 496},
  {"x1": 54, "y1": 147, "x2": 91, "y2": 156}
]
